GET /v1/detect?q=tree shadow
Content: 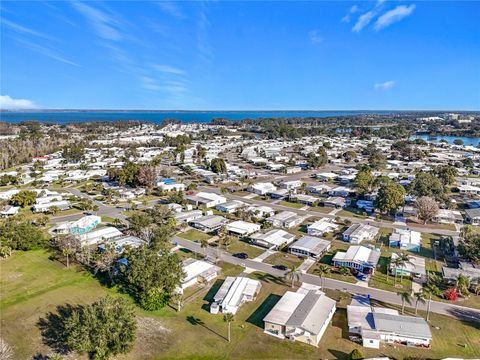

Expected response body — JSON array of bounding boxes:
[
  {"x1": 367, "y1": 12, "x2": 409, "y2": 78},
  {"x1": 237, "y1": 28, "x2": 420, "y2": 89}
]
[
  {"x1": 246, "y1": 294, "x2": 282, "y2": 328},
  {"x1": 186, "y1": 315, "x2": 227, "y2": 341},
  {"x1": 327, "y1": 349, "x2": 349, "y2": 360},
  {"x1": 36, "y1": 304, "x2": 83, "y2": 355},
  {"x1": 255, "y1": 273, "x2": 287, "y2": 286}
]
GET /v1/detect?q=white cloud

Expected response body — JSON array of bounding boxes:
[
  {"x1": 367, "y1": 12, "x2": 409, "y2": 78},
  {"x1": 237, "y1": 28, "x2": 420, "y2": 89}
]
[
  {"x1": 156, "y1": 1, "x2": 186, "y2": 19},
  {"x1": 11, "y1": 37, "x2": 80, "y2": 66},
  {"x1": 308, "y1": 30, "x2": 323, "y2": 44},
  {"x1": 374, "y1": 80, "x2": 395, "y2": 90},
  {"x1": 352, "y1": 11, "x2": 376, "y2": 32},
  {"x1": 350, "y1": 5, "x2": 359, "y2": 13},
  {"x1": 0, "y1": 95, "x2": 39, "y2": 110},
  {"x1": 1, "y1": 18, "x2": 57, "y2": 41},
  {"x1": 374, "y1": 4, "x2": 416, "y2": 31},
  {"x1": 71, "y1": 1, "x2": 122, "y2": 41},
  {"x1": 153, "y1": 64, "x2": 186, "y2": 75}
]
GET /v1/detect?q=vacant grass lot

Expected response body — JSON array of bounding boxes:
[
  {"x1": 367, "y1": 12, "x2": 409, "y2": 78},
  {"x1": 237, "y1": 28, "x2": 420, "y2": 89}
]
[
  {"x1": 278, "y1": 200, "x2": 304, "y2": 209},
  {"x1": 224, "y1": 238, "x2": 265, "y2": 259},
  {"x1": 178, "y1": 228, "x2": 213, "y2": 242},
  {"x1": 2, "y1": 250, "x2": 479, "y2": 359},
  {"x1": 263, "y1": 251, "x2": 304, "y2": 269}
]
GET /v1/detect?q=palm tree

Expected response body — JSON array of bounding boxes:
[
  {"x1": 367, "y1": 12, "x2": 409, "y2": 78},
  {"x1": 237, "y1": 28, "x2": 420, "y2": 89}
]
[
  {"x1": 455, "y1": 273, "x2": 471, "y2": 298},
  {"x1": 392, "y1": 253, "x2": 412, "y2": 284},
  {"x1": 200, "y1": 238, "x2": 209, "y2": 257},
  {"x1": 398, "y1": 253, "x2": 413, "y2": 283},
  {"x1": 223, "y1": 313, "x2": 234, "y2": 342},
  {"x1": 413, "y1": 291, "x2": 426, "y2": 315},
  {"x1": 286, "y1": 265, "x2": 301, "y2": 288},
  {"x1": 313, "y1": 264, "x2": 331, "y2": 288},
  {"x1": 423, "y1": 274, "x2": 441, "y2": 321},
  {"x1": 112, "y1": 218, "x2": 123, "y2": 228},
  {"x1": 339, "y1": 266, "x2": 350, "y2": 277},
  {"x1": 397, "y1": 291, "x2": 412, "y2": 314}
]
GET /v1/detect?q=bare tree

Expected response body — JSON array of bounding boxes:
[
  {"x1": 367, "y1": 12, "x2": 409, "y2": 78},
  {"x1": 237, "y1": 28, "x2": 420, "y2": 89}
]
[
  {"x1": 416, "y1": 196, "x2": 439, "y2": 224},
  {"x1": 55, "y1": 234, "x2": 81, "y2": 268}
]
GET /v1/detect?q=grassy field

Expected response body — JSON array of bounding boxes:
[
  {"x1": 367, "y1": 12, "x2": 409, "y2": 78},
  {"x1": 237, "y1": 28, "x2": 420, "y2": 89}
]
[
  {"x1": 224, "y1": 238, "x2": 265, "y2": 259},
  {"x1": 337, "y1": 207, "x2": 368, "y2": 219},
  {"x1": 368, "y1": 255, "x2": 412, "y2": 293},
  {"x1": 263, "y1": 251, "x2": 304, "y2": 269},
  {"x1": 2, "y1": 250, "x2": 480, "y2": 360},
  {"x1": 309, "y1": 206, "x2": 334, "y2": 214},
  {"x1": 178, "y1": 229, "x2": 213, "y2": 242},
  {"x1": 278, "y1": 200, "x2": 304, "y2": 209}
]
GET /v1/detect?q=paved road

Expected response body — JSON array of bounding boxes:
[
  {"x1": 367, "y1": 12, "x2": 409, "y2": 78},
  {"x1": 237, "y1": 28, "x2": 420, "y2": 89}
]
[{"x1": 173, "y1": 236, "x2": 480, "y2": 323}]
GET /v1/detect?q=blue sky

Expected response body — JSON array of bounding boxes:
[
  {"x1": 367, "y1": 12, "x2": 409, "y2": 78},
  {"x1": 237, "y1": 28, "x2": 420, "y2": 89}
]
[{"x1": 1, "y1": 1, "x2": 479, "y2": 110}]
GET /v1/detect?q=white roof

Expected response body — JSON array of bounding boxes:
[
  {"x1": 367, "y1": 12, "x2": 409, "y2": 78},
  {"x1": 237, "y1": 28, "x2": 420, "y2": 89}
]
[
  {"x1": 226, "y1": 220, "x2": 261, "y2": 235},
  {"x1": 308, "y1": 218, "x2": 339, "y2": 232},
  {"x1": 263, "y1": 291, "x2": 304, "y2": 325},
  {"x1": 79, "y1": 227, "x2": 122, "y2": 244},
  {"x1": 183, "y1": 259, "x2": 218, "y2": 283}
]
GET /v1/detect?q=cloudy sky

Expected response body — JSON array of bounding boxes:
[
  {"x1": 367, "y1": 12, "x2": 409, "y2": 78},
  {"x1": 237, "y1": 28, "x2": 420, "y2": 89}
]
[{"x1": 1, "y1": 1, "x2": 479, "y2": 110}]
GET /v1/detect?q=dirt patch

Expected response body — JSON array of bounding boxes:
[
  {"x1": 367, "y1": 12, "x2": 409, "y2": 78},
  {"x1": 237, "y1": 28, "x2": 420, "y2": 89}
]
[{"x1": 121, "y1": 317, "x2": 172, "y2": 359}]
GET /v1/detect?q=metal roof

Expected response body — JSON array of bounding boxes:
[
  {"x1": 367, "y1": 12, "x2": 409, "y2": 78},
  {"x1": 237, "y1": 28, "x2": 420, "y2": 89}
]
[{"x1": 373, "y1": 313, "x2": 432, "y2": 339}]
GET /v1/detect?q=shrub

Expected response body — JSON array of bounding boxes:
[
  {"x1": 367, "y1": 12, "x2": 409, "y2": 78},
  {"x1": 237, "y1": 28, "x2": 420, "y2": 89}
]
[
  {"x1": 444, "y1": 287, "x2": 459, "y2": 301},
  {"x1": 350, "y1": 349, "x2": 364, "y2": 360}
]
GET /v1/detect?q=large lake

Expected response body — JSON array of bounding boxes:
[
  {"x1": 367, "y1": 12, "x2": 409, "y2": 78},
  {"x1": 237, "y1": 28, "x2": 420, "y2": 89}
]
[
  {"x1": 411, "y1": 134, "x2": 479, "y2": 147},
  {"x1": 0, "y1": 110, "x2": 399, "y2": 124}
]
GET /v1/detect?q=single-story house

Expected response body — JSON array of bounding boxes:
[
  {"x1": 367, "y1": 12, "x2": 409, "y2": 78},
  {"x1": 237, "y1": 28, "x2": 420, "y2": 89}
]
[
  {"x1": 323, "y1": 197, "x2": 346, "y2": 208},
  {"x1": 189, "y1": 215, "x2": 229, "y2": 233},
  {"x1": 305, "y1": 184, "x2": 332, "y2": 195},
  {"x1": 78, "y1": 226, "x2": 123, "y2": 246},
  {"x1": 278, "y1": 180, "x2": 303, "y2": 190},
  {"x1": 328, "y1": 186, "x2": 353, "y2": 198},
  {"x1": 307, "y1": 218, "x2": 339, "y2": 236},
  {"x1": 267, "y1": 211, "x2": 304, "y2": 228},
  {"x1": 186, "y1": 192, "x2": 227, "y2": 208},
  {"x1": 32, "y1": 200, "x2": 71, "y2": 213},
  {"x1": 289, "y1": 194, "x2": 319, "y2": 206},
  {"x1": 179, "y1": 258, "x2": 220, "y2": 293},
  {"x1": 464, "y1": 208, "x2": 480, "y2": 225},
  {"x1": 432, "y1": 209, "x2": 463, "y2": 225},
  {"x1": 216, "y1": 200, "x2": 245, "y2": 214},
  {"x1": 0, "y1": 205, "x2": 19, "y2": 217},
  {"x1": 248, "y1": 182, "x2": 277, "y2": 195},
  {"x1": 104, "y1": 235, "x2": 147, "y2": 253},
  {"x1": 246, "y1": 205, "x2": 275, "y2": 218},
  {"x1": 174, "y1": 210, "x2": 203, "y2": 223},
  {"x1": 356, "y1": 200, "x2": 374, "y2": 213},
  {"x1": 263, "y1": 287, "x2": 336, "y2": 347},
  {"x1": 332, "y1": 245, "x2": 381, "y2": 274},
  {"x1": 289, "y1": 236, "x2": 331, "y2": 258},
  {"x1": 210, "y1": 276, "x2": 262, "y2": 314},
  {"x1": 250, "y1": 229, "x2": 296, "y2": 249},
  {"x1": 226, "y1": 220, "x2": 261, "y2": 236},
  {"x1": 389, "y1": 229, "x2": 422, "y2": 252},
  {"x1": 68, "y1": 215, "x2": 102, "y2": 235},
  {"x1": 347, "y1": 295, "x2": 432, "y2": 349},
  {"x1": 389, "y1": 253, "x2": 426, "y2": 278},
  {"x1": 342, "y1": 224, "x2": 379, "y2": 244},
  {"x1": 316, "y1": 172, "x2": 338, "y2": 182},
  {"x1": 268, "y1": 188, "x2": 290, "y2": 200},
  {"x1": 442, "y1": 261, "x2": 480, "y2": 284}
]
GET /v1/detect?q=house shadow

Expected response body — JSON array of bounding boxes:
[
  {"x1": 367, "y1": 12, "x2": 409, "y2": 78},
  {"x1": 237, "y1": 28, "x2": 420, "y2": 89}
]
[
  {"x1": 246, "y1": 294, "x2": 282, "y2": 328},
  {"x1": 36, "y1": 304, "x2": 83, "y2": 355},
  {"x1": 331, "y1": 309, "x2": 349, "y2": 339},
  {"x1": 201, "y1": 279, "x2": 224, "y2": 312}
]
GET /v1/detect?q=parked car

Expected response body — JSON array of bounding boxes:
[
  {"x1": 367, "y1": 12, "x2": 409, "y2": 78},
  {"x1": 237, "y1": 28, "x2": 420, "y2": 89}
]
[
  {"x1": 232, "y1": 253, "x2": 248, "y2": 259},
  {"x1": 272, "y1": 264, "x2": 288, "y2": 271}
]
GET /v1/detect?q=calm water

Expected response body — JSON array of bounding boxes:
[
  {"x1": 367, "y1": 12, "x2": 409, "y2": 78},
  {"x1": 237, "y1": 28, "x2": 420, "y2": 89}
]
[
  {"x1": 411, "y1": 134, "x2": 480, "y2": 147},
  {"x1": 0, "y1": 110, "x2": 397, "y2": 124}
]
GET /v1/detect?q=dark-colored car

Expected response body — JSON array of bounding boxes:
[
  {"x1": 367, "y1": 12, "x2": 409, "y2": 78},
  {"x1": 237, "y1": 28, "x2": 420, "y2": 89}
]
[
  {"x1": 232, "y1": 252, "x2": 248, "y2": 259},
  {"x1": 272, "y1": 265, "x2": 288, "y2": 271}
]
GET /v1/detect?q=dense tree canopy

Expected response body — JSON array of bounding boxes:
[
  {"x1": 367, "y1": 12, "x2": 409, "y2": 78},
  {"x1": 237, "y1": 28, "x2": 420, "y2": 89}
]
[
  {"x1": 0, "y1": 217, "x2": 49, "y2": 250},
  {"x1": 409, "y1": 172, "x2": 445, "y2": 201},
  {"x1": 121, "y1": 245, "x2": 184, "y2": 310},
  {"x1": 458, "y1": 226, "x2": 480, "y2": 265},
  {"x1": 64, "y1": 296, "x2": 136, "y2": 360},
  {"x1": 355, "y1": 170, "x2": 374, "y2": 195},
  {"x1": 10, "y1": 190, "x2": 37, "y2": 207},
  {"x1": 210, "y1": 158, "x2": 227, "y2": 174},
  {"x1": 368, "y1": 150, "x2": 387, "y2": 170},
  {"x1": 376, "y1": 180, "x2": 406, "y2": 214}
]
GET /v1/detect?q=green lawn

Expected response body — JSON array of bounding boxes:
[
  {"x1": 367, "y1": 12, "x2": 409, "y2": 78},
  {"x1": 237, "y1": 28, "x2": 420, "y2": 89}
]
[
  {"x1": 368, "y1": 255, "x2": 412, "y2": 293},
  {"x1": 223, "y1": 238, "x2": 265, "y2": 259},
  {"x1": 2, "y1": 250, "x2": 479, "y2": 359},
  {"x1": 178, "y1": 229, "x2": 213, "y2": 242},
  {"x1": 309, "y1": 206, "x2": 333, "y2": 214},
  {"x1": 337, "y1": 207, "x2": 368, "y2": 219},
  {"x1": 264, "y1": 251, "x2": 304, "y2": 269},
  {"x1": 278, "y1": 200, "x2": 305, "y2": 209}
]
